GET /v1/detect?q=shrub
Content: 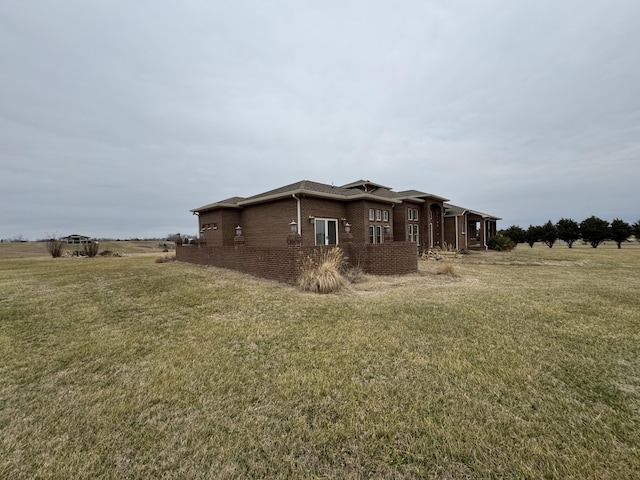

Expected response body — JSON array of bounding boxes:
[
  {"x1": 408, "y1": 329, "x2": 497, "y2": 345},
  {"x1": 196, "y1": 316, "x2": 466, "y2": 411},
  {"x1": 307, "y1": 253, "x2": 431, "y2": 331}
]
[
  {"x1": 46, "y1": 237, "x2": 65, "y2": 258},
  {"x1": 83, "y1": 241, "x2": 99, "y2": 258},
  {"x1": 488, "y1": 234, "x2": 516, "y2": 251},
  {"x1": 298, "y1": 248, "x2": 347, "y2": 294}
]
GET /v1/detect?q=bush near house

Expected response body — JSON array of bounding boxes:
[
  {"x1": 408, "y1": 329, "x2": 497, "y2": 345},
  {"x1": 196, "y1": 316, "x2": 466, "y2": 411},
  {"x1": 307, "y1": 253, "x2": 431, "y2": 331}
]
[
  {"x1": 297, "y1": 247, "x2": 347, "y2": 294},
  {"x1": 488, "y1": 234, "x2": 516, "y2": 251}
]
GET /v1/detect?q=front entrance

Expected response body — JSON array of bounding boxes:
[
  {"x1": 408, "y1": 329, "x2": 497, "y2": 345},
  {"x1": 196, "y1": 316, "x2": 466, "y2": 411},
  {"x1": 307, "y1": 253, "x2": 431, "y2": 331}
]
[{"x1": 314, "y1": 218, "x2": 338, "y2": 245}]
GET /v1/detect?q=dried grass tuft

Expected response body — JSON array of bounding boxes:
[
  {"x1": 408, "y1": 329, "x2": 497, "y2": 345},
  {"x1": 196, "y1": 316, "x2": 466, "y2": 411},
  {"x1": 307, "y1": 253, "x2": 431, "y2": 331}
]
[
  {"x1": 437, "y1": 261, "x2": 458, "y2": 277},
  {"x1": 298, "y1": 248, "x2": 347, "y2": 293},
  {"x1": 155, "y1": 253, "x2": 176, "y2": 263}
]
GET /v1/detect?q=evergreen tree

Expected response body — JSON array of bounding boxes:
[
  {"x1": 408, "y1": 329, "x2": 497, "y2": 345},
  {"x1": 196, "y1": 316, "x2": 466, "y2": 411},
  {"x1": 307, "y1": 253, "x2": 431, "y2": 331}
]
[
  {"x1": 556, "y1": 218, "x2": 581, "y2": 248},
  {"x1": 540, "y1": 220, "x2": 558, "y2": 248},
  {"x1": 525, "y1": 225, "x2": 543, "y2": 248},
  {"x1": 500, "y1": 225, "x2": 526, "y2": 244},
  {"x1": 610, "y1": 218, "x2": 631, "y2": 249},
  {"x1": 633, "y1": 220, "x2": 640, "y2": 242},
  {"x1": 580, "y1": 216, "x2": 609, "y2": 248}
]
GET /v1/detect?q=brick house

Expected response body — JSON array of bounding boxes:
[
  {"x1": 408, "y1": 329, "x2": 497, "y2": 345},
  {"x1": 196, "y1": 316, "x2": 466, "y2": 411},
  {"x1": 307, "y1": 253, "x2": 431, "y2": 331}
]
[
  {"x1": 177, "y1": 180, "x2": 499, "y2": 282},
  {"x1": 443, "y1": 204, "x2": 501, "y2": 250}
]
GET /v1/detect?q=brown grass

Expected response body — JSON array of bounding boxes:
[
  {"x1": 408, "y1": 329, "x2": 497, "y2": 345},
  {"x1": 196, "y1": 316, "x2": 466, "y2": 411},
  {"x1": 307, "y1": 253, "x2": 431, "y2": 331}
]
[
  {"x1": 154, "y1": 253, "x2": 176, "y2": 263},
  {"x1": 297, "y1": 247, "x2": 347, "y2": 293},
  {"x1": 436, "y1": 260, "x2": 458, "y2": 277},
  {"x1": 1, "y1": 242, "x2": 640, "y2": 478}
]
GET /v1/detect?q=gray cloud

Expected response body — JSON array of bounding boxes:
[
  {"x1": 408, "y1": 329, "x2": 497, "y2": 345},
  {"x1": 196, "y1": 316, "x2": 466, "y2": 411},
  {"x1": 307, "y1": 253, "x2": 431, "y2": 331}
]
[{"x1": 1, "y1": 0, "x2": 639, "y2": 239}]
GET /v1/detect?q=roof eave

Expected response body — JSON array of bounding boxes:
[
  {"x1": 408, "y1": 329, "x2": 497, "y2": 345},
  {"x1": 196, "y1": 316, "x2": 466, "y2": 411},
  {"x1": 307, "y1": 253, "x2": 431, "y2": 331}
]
[
  {"x1": 190, "y1": 202, "x2": 242, "y2": 213},
  {"x1": 237, "y1": 189, "x2": 402, "y2": 206}
]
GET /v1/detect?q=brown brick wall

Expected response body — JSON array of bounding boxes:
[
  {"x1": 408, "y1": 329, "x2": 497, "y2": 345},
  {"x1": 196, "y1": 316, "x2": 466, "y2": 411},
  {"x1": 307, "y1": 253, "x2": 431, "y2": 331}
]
[
  {"x1": 176, "y1": 241, "x2": 418, "y2": 283},
  {"x1": 241, "y1": 198, "x2": 298, "y2": 247},
  {"x1": 444, "y1": 216, "x2": 458, "y2": 248},
  {"x1": 198, "y1": 210, "x2": 223, "y2": 246},
  {"x1": 300, "y1": 197, "x2": 348, "y2": 246},
  {"x1": 343, "y1": 242, "x2": 417, "y2": 275},
  {"x1": 393, "y1": 204, "x2": 409, "y2": 241}
]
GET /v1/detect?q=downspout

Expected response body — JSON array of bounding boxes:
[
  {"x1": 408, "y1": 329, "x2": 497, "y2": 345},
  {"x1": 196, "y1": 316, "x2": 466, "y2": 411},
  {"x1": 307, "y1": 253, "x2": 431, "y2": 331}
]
[
  {"x1": 292, "y1": 194, "x2": 301, "y2": 236},
  {"x1": 483, "y1": 218, "x2": 488, "y2": 250}
]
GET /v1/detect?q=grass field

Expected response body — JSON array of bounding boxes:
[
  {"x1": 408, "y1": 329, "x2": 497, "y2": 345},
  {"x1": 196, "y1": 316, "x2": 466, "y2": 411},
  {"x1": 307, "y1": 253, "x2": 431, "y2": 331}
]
[
  {"x1": 1, "y1": 243, "x2": 639, "y2": 478},
  {"x1": 0, "y1": 240, "x2": 172, "y2": 259}
]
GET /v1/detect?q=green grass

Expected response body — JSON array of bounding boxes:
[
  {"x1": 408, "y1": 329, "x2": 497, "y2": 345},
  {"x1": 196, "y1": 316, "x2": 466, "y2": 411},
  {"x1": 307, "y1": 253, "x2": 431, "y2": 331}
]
[{"x1": 1, "y1": 243, "x2": 639, "y2": 478}]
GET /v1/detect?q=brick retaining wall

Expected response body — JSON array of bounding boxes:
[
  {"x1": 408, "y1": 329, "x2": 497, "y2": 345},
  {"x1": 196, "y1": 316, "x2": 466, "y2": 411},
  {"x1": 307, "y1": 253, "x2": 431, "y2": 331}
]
[{"x1": 177, "y1": 242, "x2": 417, "y2": 283}]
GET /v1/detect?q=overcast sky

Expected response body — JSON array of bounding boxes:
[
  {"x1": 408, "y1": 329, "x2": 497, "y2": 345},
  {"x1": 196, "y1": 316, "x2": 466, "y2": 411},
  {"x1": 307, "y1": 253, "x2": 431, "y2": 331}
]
[{"x1": 1, "y1": 0, "x2": 639, "y2": 240}]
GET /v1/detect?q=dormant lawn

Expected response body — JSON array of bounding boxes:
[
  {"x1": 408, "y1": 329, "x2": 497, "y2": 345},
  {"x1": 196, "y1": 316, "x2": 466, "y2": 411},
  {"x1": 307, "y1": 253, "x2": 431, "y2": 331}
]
[{"x1": 1, "y1": 243, "x2": 639, "y2": 478}]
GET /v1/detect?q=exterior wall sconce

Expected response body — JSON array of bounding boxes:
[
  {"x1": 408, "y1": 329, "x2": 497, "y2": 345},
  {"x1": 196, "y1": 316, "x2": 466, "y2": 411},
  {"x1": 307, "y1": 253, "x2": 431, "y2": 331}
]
[
  {"x1": 344, "y1": 222, "x2": 351, "y2": 234},
  {"x1": 287, "y1": 220, "x2": 302, "y2": 246},
  {"x1": 235, "y1": 225, "x2": 242, "y2": 236},
  {"x1": 384, "y1": 225, "x2": 391, "y2": 234},
  {"x1": 308, "y1": 216, "x2": 315, "y2": 224}
]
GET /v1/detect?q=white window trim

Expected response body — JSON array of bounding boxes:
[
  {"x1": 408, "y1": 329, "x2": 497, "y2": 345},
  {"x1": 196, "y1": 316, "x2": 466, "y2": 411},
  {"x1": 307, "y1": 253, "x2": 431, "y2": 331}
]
[
  {"x1": 376, "y1": 225, "x2": 383, "y2": 244},
  {"x1": 369, "y1": 209, "x2": 375, "y2": 221},
  {"x1": 314, "y1": 218, "x2": 339, "y2": 245}
]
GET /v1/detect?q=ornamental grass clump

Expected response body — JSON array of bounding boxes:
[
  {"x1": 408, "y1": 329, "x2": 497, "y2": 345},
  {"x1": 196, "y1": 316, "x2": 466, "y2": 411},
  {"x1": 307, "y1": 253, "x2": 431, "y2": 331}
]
[
  {"x1": 437, "y1": 260, "x2": 458, "y2": 277},
  {"x1": 297, "y1": 247, "x2": 347, "y2": 293}
]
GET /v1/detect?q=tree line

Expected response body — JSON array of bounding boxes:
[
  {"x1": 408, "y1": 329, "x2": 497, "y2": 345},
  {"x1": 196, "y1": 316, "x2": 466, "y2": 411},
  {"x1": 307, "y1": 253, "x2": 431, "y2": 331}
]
[{"x1": 498, "y1": 217, "x2": 640, "y2": 249}]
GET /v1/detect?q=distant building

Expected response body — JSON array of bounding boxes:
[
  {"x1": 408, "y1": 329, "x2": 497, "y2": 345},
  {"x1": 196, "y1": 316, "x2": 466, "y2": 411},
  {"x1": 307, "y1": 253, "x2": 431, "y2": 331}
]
[{"x1": 62, "y1": 234, "x2": 91, "y2": 244}]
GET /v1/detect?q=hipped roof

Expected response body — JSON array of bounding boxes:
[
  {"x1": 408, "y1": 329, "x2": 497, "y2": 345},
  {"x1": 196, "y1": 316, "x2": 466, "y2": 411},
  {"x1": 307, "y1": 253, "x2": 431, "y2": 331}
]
[{"x1": 191, "y1": 179, "x2": 450, "y2": 213}]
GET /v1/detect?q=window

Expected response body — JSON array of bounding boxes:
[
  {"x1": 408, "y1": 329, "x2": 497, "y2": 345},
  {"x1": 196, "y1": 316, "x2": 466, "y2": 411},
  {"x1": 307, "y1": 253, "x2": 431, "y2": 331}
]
[
  {"x1": 369, "y1": 225, "x2": 383, "y2": 244},
  {"x1": 413, "y1": 209, "x2": 419, "y2": 221},
  {"x1": 408, "y1": 209, "x2": 413, "y2": 221},
  {"x1": 315, "y1": 218, "x2": 338, "y2": 245},
  {"x1": 376, "y1": 209, "x2": 382, "y2": 221},
  {"x1": 383, "y1": 210, "x2": 389, "y2": 222},
  {"x1": 409, "y1": 224, "x2": 419, "y2": 243},
  {"x1": 369, "y1": 209, "x2": 375, "y2": 221}
]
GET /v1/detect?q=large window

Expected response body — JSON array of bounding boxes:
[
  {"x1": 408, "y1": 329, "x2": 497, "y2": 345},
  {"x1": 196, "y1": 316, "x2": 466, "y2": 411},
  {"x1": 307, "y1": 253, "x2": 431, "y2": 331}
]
[
  {"x1": 369, "y1": 225, "x2": 384, "y2": 244},
  {"x1": 315, "y1": 218, "x2": 338, "y2": 245},
  {"x1": 408, "y1": 208, "x2": 419, "y2": 221},
  {"x1": 376, "y1": 225, "x2": 383, "y2": 244},
  {"x1": 408, "y1": 224, "x2": 419, "y2": 243}
]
